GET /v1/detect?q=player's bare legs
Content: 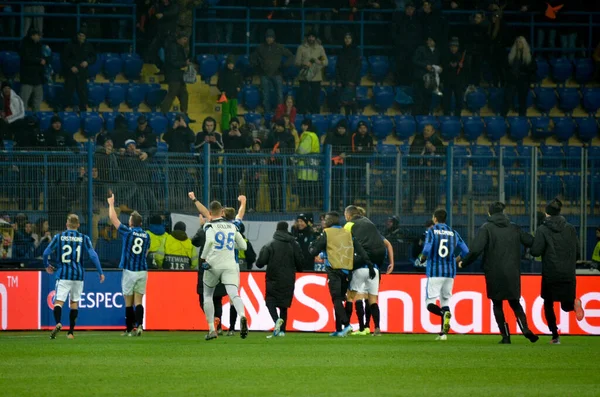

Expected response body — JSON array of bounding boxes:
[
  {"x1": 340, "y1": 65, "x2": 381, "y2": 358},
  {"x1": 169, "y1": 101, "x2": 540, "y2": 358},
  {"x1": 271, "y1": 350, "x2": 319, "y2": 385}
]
[
  {"x1": 67, "y1": 301, "x2": 79, "y2": 339},
  {"x1": 123, "y1": 295, "x2": 135, "y2": 336},
  {"x1": 50, "y1": 299, "x2": 65, "y2": 339},
  {"x1": 134, "y1": 293, "x2": 144, "y2": 336}
]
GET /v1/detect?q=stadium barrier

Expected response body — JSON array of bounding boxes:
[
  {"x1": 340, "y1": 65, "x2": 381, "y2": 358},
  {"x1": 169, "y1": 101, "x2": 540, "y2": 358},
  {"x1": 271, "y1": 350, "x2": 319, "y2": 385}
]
[{"x1": 1, "y1": 270, "x2": 598, "y2": 334}]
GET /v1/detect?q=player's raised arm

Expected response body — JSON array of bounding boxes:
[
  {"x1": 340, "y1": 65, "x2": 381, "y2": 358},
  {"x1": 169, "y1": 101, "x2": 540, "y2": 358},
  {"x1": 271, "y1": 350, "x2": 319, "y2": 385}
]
[
  {"x1": 43, "y1": 234, "x2": 60, "y2": 272},
  {"x1": 84, "y1": 236, "x2": 105, "y2": 283},
  {"x1": 188, "y1": 191, "x2": 210, "y2": 218},
  {"x1": 107, "y1": 193, "x2": 122, "y2": 230},
  {"x1": 236, "y1": 195, "x2": 247, "y2": 220},
  {"x1": 383, "y1": 238, "x2": 394, "y2": 274}
]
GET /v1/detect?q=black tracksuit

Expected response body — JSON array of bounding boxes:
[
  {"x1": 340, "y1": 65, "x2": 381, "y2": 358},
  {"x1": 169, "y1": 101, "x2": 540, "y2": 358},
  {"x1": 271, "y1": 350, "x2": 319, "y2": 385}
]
[
  {"x1": 292, "y1": 225, "x2": 318, "y2": 271},
  {"x1": 442, "y1": 49, "x2": 466, "y2": 116},
  {"x1": 62, "y1": 36, "x2": 96, "y2": 109}
]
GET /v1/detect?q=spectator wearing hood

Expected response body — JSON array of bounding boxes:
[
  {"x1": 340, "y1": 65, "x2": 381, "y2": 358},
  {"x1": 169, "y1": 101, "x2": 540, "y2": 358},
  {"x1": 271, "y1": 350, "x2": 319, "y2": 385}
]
[
  {"x1": 295, "y1": 31, "x2": 328, "y2": 115},
  {"x1": 265, "y1": 118, "x2": 295, "y2": 212},
  {"x1": 349, "y1": 120, "x2": 374, "y2": 204},
  {"x1": 291, "y1": 214, "x2": 318, "y2": 271},
  {"x1": 163, "y1": 221, "x2": 198, "y2": 270},
  {"x1": 250, "y1": 29, "x2": 294, "y2": 112},
  {"x1": 20, "y1": 28, "x2": 48, "y2": 112},
  {"x1": 195, "y1": 116, "x2": 224, "y2": 153},
  {"x1": 217, "y1": 55, "x2": 243, "y2": 131},
  {"x1": 134, "y1": 115, "x2": 158, "y2": 158},
  {"x1": 442, "y1": 37, "x2": 466, "y2": 116},
  {"x1": 0, "y1": 82, "x2": 25, "y2": 143},
  {"x1": 297, "y1": 119, "x2": 320, "y2": 208},
  {"x1": 324, "y1": 119, "x2": 352, "y2": 210},
  {"x1": 146, "y1": 215, "x2": 168, "y2": 269},
  {"x1": 334, "y1": 32, "x2": 361, "y2": 115},
  {"x1": 256, "y1": 221, "x2": 304, "y2": 337},
  {"x1": 45, "y1": 116, "x2": 77, "y2": 149},
  {"x1": 163, "y1": 114, "x2": 195, "y2": 153},
  {"x1": 111, "y1": 114, "x2": 136, "y2": 150},
  {"x1": 62, "y1": 30, "x2": 96, "y2": 111},
  {"x1": 223, "y1": 117, "x2": 253, "y2": 205},
  {"x1": 160, "y1": 34, "x2": 194, "y2": 122},
  {"x1": 392, "y1": 1, "x2": 422, "y2": 85},
  {"x1": 412, "y1": 36, "x2": 442, "y2": 115}
]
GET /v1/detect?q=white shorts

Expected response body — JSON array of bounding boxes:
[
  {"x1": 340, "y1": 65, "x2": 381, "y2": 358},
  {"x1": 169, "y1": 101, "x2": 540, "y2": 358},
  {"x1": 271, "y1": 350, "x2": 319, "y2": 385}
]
[
  {"x1": 349, "y1": 268, "x2": 380, "y2": 295},
  {"x1": 122, "y1": 269, "x2": 148, "y2": 296},
  {"x1": 426, "y1": 277, "x2": 454, "y2": 304},
  {"x1": 55, "y1": 280, "x2": 84, "y2": 303},
  {"x1": 203, "y1": 267, "x2": 239, "y2": 288}
]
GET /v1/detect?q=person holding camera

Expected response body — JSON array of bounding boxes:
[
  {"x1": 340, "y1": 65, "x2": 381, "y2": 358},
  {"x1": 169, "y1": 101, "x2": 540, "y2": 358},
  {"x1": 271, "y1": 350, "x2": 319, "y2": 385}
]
[{"x1": 295, "y1": 31, "x2": 328, "y2": 115}]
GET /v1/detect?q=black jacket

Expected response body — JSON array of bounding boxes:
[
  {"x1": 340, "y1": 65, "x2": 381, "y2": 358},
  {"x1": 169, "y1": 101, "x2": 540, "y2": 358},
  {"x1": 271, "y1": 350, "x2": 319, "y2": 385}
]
[
  {"x1": 164, "y1": 40, "x2": 188, "y2": 83},
  {"x1": 530, "y1": 216, "x2": 580, "y2": 284},
  {"x1": 346, "y1": 215, "x2": 387, "y2": 267},
  {"x1": 62, "y1": 36, "x2": 96, "y2": 78},
  {"x1": 461, "y1": 213, "x2": 534, "y2": 300},
  {"x1": 265, "y1": 129, "x2": 295, "y2": 152},
  {"x1": 324, "y1": 129, "x2": 352, "y2": 157},
  {"x1": 250, "y1": 42, "x2": 294, "y2": 77},
  {"x1": 291, "y1": 226, "x2": 317, "y2": 271},
  {"x1": 412, "y1": 45, "x2": 442, "y2": 80},
  {"x1": 223, "y1": 129, "x2": 253, "y2": 151},
  {"x1": 506, "y1": 57, "x2": 537, "y2": 85},
  {"x1": 111, "y1": 116, "x2": 136, "y2": 150},
  {"x1": 135, "y1": 125, "x2": 158, "y2": 157},
  {"x1": 163, "y1": 126, "x2": 195, "y2": 153},
  {"x1": 308, "y1": 226, "x2": 373, "y2": 270},
  {"x1": 351, "y1": 131, "x2": 374, "y2": 154},
  {"x1": 419, "y1": 10, "x2": 447, "y2": 45},
  {"x1": 336, "y1": 44, "x2": 361, "y2": 85},
  {"x1": 20, "y1": 35, "x2": 48, "y2": 86},
  {"x1": 195, "y1": 131, "x2": 224, "y2": 152},
  {"x1": 392, "y1": 11, "x2": 422, "y2": 53},
  {"x1": 442, "y1": 49, "x2": 466, "y2": 86},
  {"x1": 256, "y1": 230, "x2": 304, "y2": 307},
  {"x1": 467, "y1": 21, "x2": 490, "y2": 56},
  {"x1": 217, "y1": 67, "x2": 243, "y2": 99},
  {"x1": 408, "y1": 132, "x2": 445, "y2": 167},
  {"x1": 157, "y1": 1, "x2": 179, "y2": 36},
  {"x1": 45, "y1": 128, "x2": 77, "y2": 148}
]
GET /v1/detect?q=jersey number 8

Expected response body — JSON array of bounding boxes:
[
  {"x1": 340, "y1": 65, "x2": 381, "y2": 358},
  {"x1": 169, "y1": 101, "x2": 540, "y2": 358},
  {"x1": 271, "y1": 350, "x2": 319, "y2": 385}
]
[
  {"x1": 215, "y1": 231, "x2": 235, "y2": 251},
  {"x1": 132, "y1": 237, "x2": 144, "y2": 254}
]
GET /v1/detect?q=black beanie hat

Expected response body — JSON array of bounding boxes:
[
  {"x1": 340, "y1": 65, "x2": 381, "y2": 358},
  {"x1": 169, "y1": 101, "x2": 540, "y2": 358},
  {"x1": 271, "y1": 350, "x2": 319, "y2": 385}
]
[
  {"x1": 174, "y1": 221, "x2": 186, "y2": 232},
  {"x1": 297, "y1": 213, "x2": 310, "y2": 225},
  {"x1": 488, "y1": 202, "x2": 506, "y2": 215},
  {"x1": 545, "y1": 198, "x2": 562, "y2": 216},
  {"x1": 51, "y1": 115, "x2": 61, "y2": 124},
  {"x1": 277, "y1": 221, "x2": 289, "y2": 231}
]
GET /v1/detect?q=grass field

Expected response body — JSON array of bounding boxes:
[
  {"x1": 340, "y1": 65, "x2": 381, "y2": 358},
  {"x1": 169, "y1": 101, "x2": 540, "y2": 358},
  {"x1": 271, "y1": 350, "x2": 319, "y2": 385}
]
[{"x1": 0, "y1": 331, "x2": 598, "y2": 396}]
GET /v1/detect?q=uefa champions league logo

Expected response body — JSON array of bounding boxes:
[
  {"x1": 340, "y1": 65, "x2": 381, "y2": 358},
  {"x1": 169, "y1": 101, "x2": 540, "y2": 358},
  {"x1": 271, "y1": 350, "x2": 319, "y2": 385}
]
[{"x1": 47, "y1": 290, "x2": 56, "y2": 310}]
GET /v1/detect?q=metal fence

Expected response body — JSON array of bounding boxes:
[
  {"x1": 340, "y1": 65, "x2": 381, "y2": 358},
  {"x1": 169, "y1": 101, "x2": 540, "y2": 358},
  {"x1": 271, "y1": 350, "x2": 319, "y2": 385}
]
[{"x1": 1, "y1": 145, "x2": 599, "y2": 269}]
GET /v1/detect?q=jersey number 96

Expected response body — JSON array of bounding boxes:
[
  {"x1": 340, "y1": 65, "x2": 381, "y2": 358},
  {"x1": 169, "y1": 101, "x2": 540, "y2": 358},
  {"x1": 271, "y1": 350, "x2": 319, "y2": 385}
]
[{"x1": 215, "y1": 232, "x2": 235, "y2": 251}]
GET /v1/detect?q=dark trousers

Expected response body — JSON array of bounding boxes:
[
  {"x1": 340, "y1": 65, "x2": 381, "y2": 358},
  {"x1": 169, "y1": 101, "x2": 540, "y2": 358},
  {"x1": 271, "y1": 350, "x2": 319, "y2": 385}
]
[
  {"x1": 468, "y1": 54, "x2": 484, "y2": 86},
  {"x1": 492, "y1": 299, "x2": 531, "y2": 335},
  {"x1": 266, "y1": 302, "x2": 288, "y2": 332},
  {"x1": 413, "y1": 81, "x2": 432, "y2": 115},
  {"x1": 64, "y1": 72, "x2": 88, "y2": 109},
  {"x1": 443, "y1": 82, "x2": 464, "y2": 116},
  {"x1": 161, "y1": 80, "x2": 189, "y2": 114},
  {"x1": 544, "y1": 299, "x2": 575, "y2": 336},
  {"x1": 327, "y1": 268, "x2": 350, "y2": 331},
  {"x1": 395, "y1": 50, "x2": 416, "y2": 86},
  {"x1": 331, "y1": 166, "x2": 346, "y2": 211},
  {"x1": 503, "y1": 80, "x2": 529, "y2": 117},
  {"x1": 298, "y1": 81, "x2": 321, "y2": 114},
  {"x1": 268, "y1": 167, "x2": 284, "y2": 212}
]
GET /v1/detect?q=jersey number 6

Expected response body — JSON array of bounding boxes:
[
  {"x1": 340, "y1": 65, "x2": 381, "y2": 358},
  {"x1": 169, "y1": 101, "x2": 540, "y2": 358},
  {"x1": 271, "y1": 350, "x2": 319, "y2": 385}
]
[{"x1": 438, "y1": 239, "x2": 449, "y2": 258}]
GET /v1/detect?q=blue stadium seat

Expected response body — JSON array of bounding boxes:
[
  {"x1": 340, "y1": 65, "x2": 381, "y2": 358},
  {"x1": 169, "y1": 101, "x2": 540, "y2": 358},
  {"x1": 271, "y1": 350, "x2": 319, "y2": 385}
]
[
  {"x1": 371, "y1": 115, "x2": 394, "y2": 141},
  {"x1": 465, "y1": 88, "x2": 486, "y2": 114},
  {"x1": 376, "y1": 143, "x2": 397, "y2": 155},
  {"x1": 45, "y1": 83, "x2": 65, "y2": 110},
  {"x1": 242, "y1": 85, "x2": 260, "y2": 111},
  {"x1": 126, "y1": 84, "x2": 144, "y2": 110},
  {"x1": 394, "y1": 86, "x2": 414, "y2": 107},
  {"x1": 530, "y1": 116, "x2": 551, "y2": 140},
  {"x1": 348, "y1": 115, "x2": 370, "y2": 132},
  {"x1": 123, "y1": 112, "x2": 140, "y2": 131},
  {"x1": 356, "y1": 86, "x2": 370, "y2": 110},
  {"x1": 563, "y1": 174, "x2": 581, "y2": 201},
  {"x1": 157, "y1": 141, "x2": 168, "y2": 153},
  {"x1": 82, "y1": 112, "x2": 103, "y2": 137},
  {"x1": 575, "y1": 117, "x2": 598, "y2": 143},
  {"x1": 415, "y1": 115, "x2": 439, "y2": 132},
  {"x1": 2, "y1": 139, "x2": 14, "y2": 151},
  {"x1": 87, "y1": 83, "x2": 105, "y2": 110},
  {"x1": 107, "y1": 84, "x2": 126, "y2": 110},
  {"x1": 470, "y1": 145, "x2": 493, "y2": 167},
  {"x1": 1, "y1": 52, "x2": 20, "y2": 80},
  {"x1": 505, "y1": 173, "x2": 526, "y2": 197},
  {"x1": 360, "y1": 58, "x2": 369, "y2": 78},
  {"x1": 557, "y1": 88, "x2": 580, "y2": 114},
  {"x1": 534, "y1": 87, "x2": 556, "y2": 114},
  {"x1": 39, "y1": 111, "x2": 54, "y2": 131},
  {"x1": 263, "y1": 112, "x2": 273, "y2": 126},
  {"x1": 103, "y1": 56, "x2": 123, "y2": 82},
  {"x1": 540, "y1": 145, "x2": 563, "y2": 168},
  {"x1": 244, "y1": 112, "x2": 262, "y2": 127},
  {"x1": 87, "y1": 54, "x2": 104, "y2": 81},
  {"x1": 472, "y1": 173, "x2": 494, "y2": 194},
  {"x1": 484, "y1": 116, "x2": 507, "y2": 142},
  {"x1": 282, "y1": 64, "x2": 300, "y2": 82},
  {"x1": 326, "y1": 55, "x2": 337, "y2": 81},
  {"x1": 50, "y1": 52, "x2": 61, "y2": 77},
  {"x1": 513, "y1": 89, "x2": 533, "y2": 110},
  {"x1": 539, "y1": 174, "x2": 563, "y2": 200},
  {"x1": 549, "y1": 58, "x2": 573, "y2": 84},
  {"x1": 372, "y1": 86, "x2": 395, "y2": 113},
  {"x1": 145, "y1": 88, "x2": 167, "y2": 111},
  {"x1": 215, "y1": 54, "x2": 227, "y2": 70},
  {"x1": 574, "y1": 58, "x2": 594, "y2": 85},
  {"x1": 499, "y1": 145, "x2": 517, "y2": 168},
  {"x1": 120, "y1": 52, "x2": 140, "y2": 61},
  {"x1": 394, "y1": 115, "x2": 416, "y2": 141},
  {"x1": 515, "y1": 145, "x2": 533, "y2": 169},
  {"x1": 439, "y1": 116, "x2": 461, "y2": 140},
  {"x1": 149, "y1": 114, "x2": 168, "y2": 135},
  {"x1": 462, "y1": 116, "x2": 484, "y2": 142},
  {"x1": 123, "y1": 57, "x2": 143, "y2": 81},
  {"x1": 103, "y1": 112, "x2": 118, "y2": 132},
  {"x1": 487, "y1": 87, "x2": 504, "y2": 115},
  {"x1": 508, "y1": 117, "x2": 530, "y2": 141},
  {"x1": 58, "y1": 112, "x2": 81, "y2": 135},
  {"x1": 453, "y1": 145, "x2": 469, "y2": 169},
  {"x1": 552, "y1": 117, "x2": 575, "y2": 143},
  {"x1": 165, "y1": 112, "x2": 189, "y2": 127},
  {"x1": 368, "y1": 56, "x2": 390, "y2": 83},
  {"x1": 197, "y1": 55, "x2": 219, "y2": 83},
  {"x1": 235, "y1": 55, "x2": 253, "y2": 79},
  {"x1": 329, "y1": 114, "x2": 346, "y2": 130},
  {"x1": 535, "y1": 58, "x2": 550, "y2": 83},
  {"x1": 564, "y1": 146, "x2": 582, "y2": 169},
  {"x1": 309, "y1": 114, "x2": 328, "y2": 136},
  {"x1": 582, "y1": 88, "x2": 600, "y2": 115}
]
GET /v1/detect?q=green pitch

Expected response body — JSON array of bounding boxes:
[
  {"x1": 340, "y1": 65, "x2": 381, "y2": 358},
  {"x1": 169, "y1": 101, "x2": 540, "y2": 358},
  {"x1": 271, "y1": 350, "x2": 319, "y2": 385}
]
[{"x1": 0, "y1": 332, "x2": 598, "y2": 396}]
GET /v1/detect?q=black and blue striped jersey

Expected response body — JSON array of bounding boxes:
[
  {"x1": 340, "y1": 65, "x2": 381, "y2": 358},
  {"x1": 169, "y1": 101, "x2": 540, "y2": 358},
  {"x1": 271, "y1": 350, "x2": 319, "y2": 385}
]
[
  {"x1": 43, "y1": 230, "x2": 103, "y2": 281},
  {"x1": 118, "y1": 224, "x2": 150, "y2": 271},
  {"x1": 422, "y1": 223, "x2": 469, "y2": 278}
]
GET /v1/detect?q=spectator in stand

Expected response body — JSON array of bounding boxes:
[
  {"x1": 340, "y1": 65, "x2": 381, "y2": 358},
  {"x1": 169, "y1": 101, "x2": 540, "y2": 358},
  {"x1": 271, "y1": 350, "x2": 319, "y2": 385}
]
[
  {"x1": 0, "y1": 82, "x2": 25, "y2": 142},
  {"x1": 331, "y1": 0, "x2": 361, "y2": 43},
  {"x1": 161, "y1": 34, "x2": 194, "y2": 122},
  {"x1": 284, "y1": 114, "x2": 300, "y2": 148},
  {"x1": 291, "y1": 214, "x2": 318, "y2": 271},
  {"x1": 408, "y1": 124, "x2": 445, "y2": 213},
  {"x1": 324, "y1": 119, "x2": 352, "y2": 210},
  {"x1": 146, "y1": 215, "x2": 168, "y2": 269},
  {"x1": 163, "y1": 114, "x2": 195, "y2": 153},
  {"x1": 33, "y1": 218, "x2": 52, "y2": 257},
  {"x1": 335, "y1": 32, "x2": 361, "y2": 115},
  {"x1": 195, "y1": 116, "x2": 224, "y2": 153},
  {"x1": 392, "y1": 2, "x2": 422, "y2": 86},
  {"x1": 502, "y1": 36, "x2": 536, "y2": 117},
  {"x1": 217, "y1": 55, "x2": 243, "y2": 131},
  {"x1": 13, "y1": 214, "x2": 35, "y2": 259},
  {"x1": 412, "y1": 36, "x2": 442, "y2": 115},
  {"x1": 134, "y1": 115, "x2": 158, "y2": 159},
  {"x1": 350, "y1": 121, "x2": 374, "y2": 203},
  {"x1": 46, "y1": 116, "x2": 77, "y2": 149},
  {"x1": 223, "y1": 118, "x2": 253, "y2": 151},
  {"x1": 536, "y1": 0, "x2": 582, "y2": 60},
  {"x1": 295, "y1": 31, "x2": 328, "y2": 115},
  {"x1": 465, "y1": 11, "x2": 489, "y2": 88},
  {"x1": 419, "y1": 1, "x2": 447, "y2": 47},
  {"x1": 23, "y1": 4, "x2": 44, "y2": 36},
  {"x1": 148, "y1": 0, "x2": 179, "y2": 67},
  {"x1": 274, "y1": 95, "x2": 297, "y2": 126},
  {"x1": 117, "y1": 139, "x2": 158, "y2": 214},
  {"x1": 266, "y1": 119, "x2": 295, "y2": 212},
  {"x1": 223, "y1": 117, "x2": 253, "y2": 205},
  {"x1": 245, "y1": 139, "x2": 265, "y2": 212},
  {"x1": 488, "y1": 9, "x2": 509, "y2": 88},
  {"x1": 163, "y1": 221, "x2": 198, "y2": 270},
  {"x1": 14, "y1": 115, "x2": 40, "y2": 148},
  {"x1": 296, "y1": 119, "x2": 320, "y2": 208},
  {"x1": 62, "y1": 30, "x2": 96, "y2": 112},
  {"x1": 111, "y1": 114, "x2": 136, "y2": 149},
  {"x1": 177, "y1": 0, "x2": 203, "y2": 53},
  {"x1": 250, "y1": 29, "x2": 294, "y2": 113},
  {"x1": 20, "y1": 28, "x2": 48, "y2": 112},
  {"x1": 442, "y1": 37, "x2": 466, "y2": 116}
]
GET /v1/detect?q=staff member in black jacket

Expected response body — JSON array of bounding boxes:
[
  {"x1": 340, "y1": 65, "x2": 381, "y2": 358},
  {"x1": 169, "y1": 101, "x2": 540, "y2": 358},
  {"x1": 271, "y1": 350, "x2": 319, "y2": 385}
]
[
  {"x1": 20, "y1": 28, "x2": 48, "y2": 112},
  {"x1": 530, "y1": 199, "x2": 585, "y2": 344},
  {"x1": 291, "y1": 213, "x2": 317, "y2": 271},
  {"x1": 460, "y1": 202, "x2": 539, "y2": 344},
  {"x1": 256, "y1": 221, "x2": 304, "y2": 338},
  {"x1": 62, "y1": 30, "x2": 96, "y2": 111}
]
